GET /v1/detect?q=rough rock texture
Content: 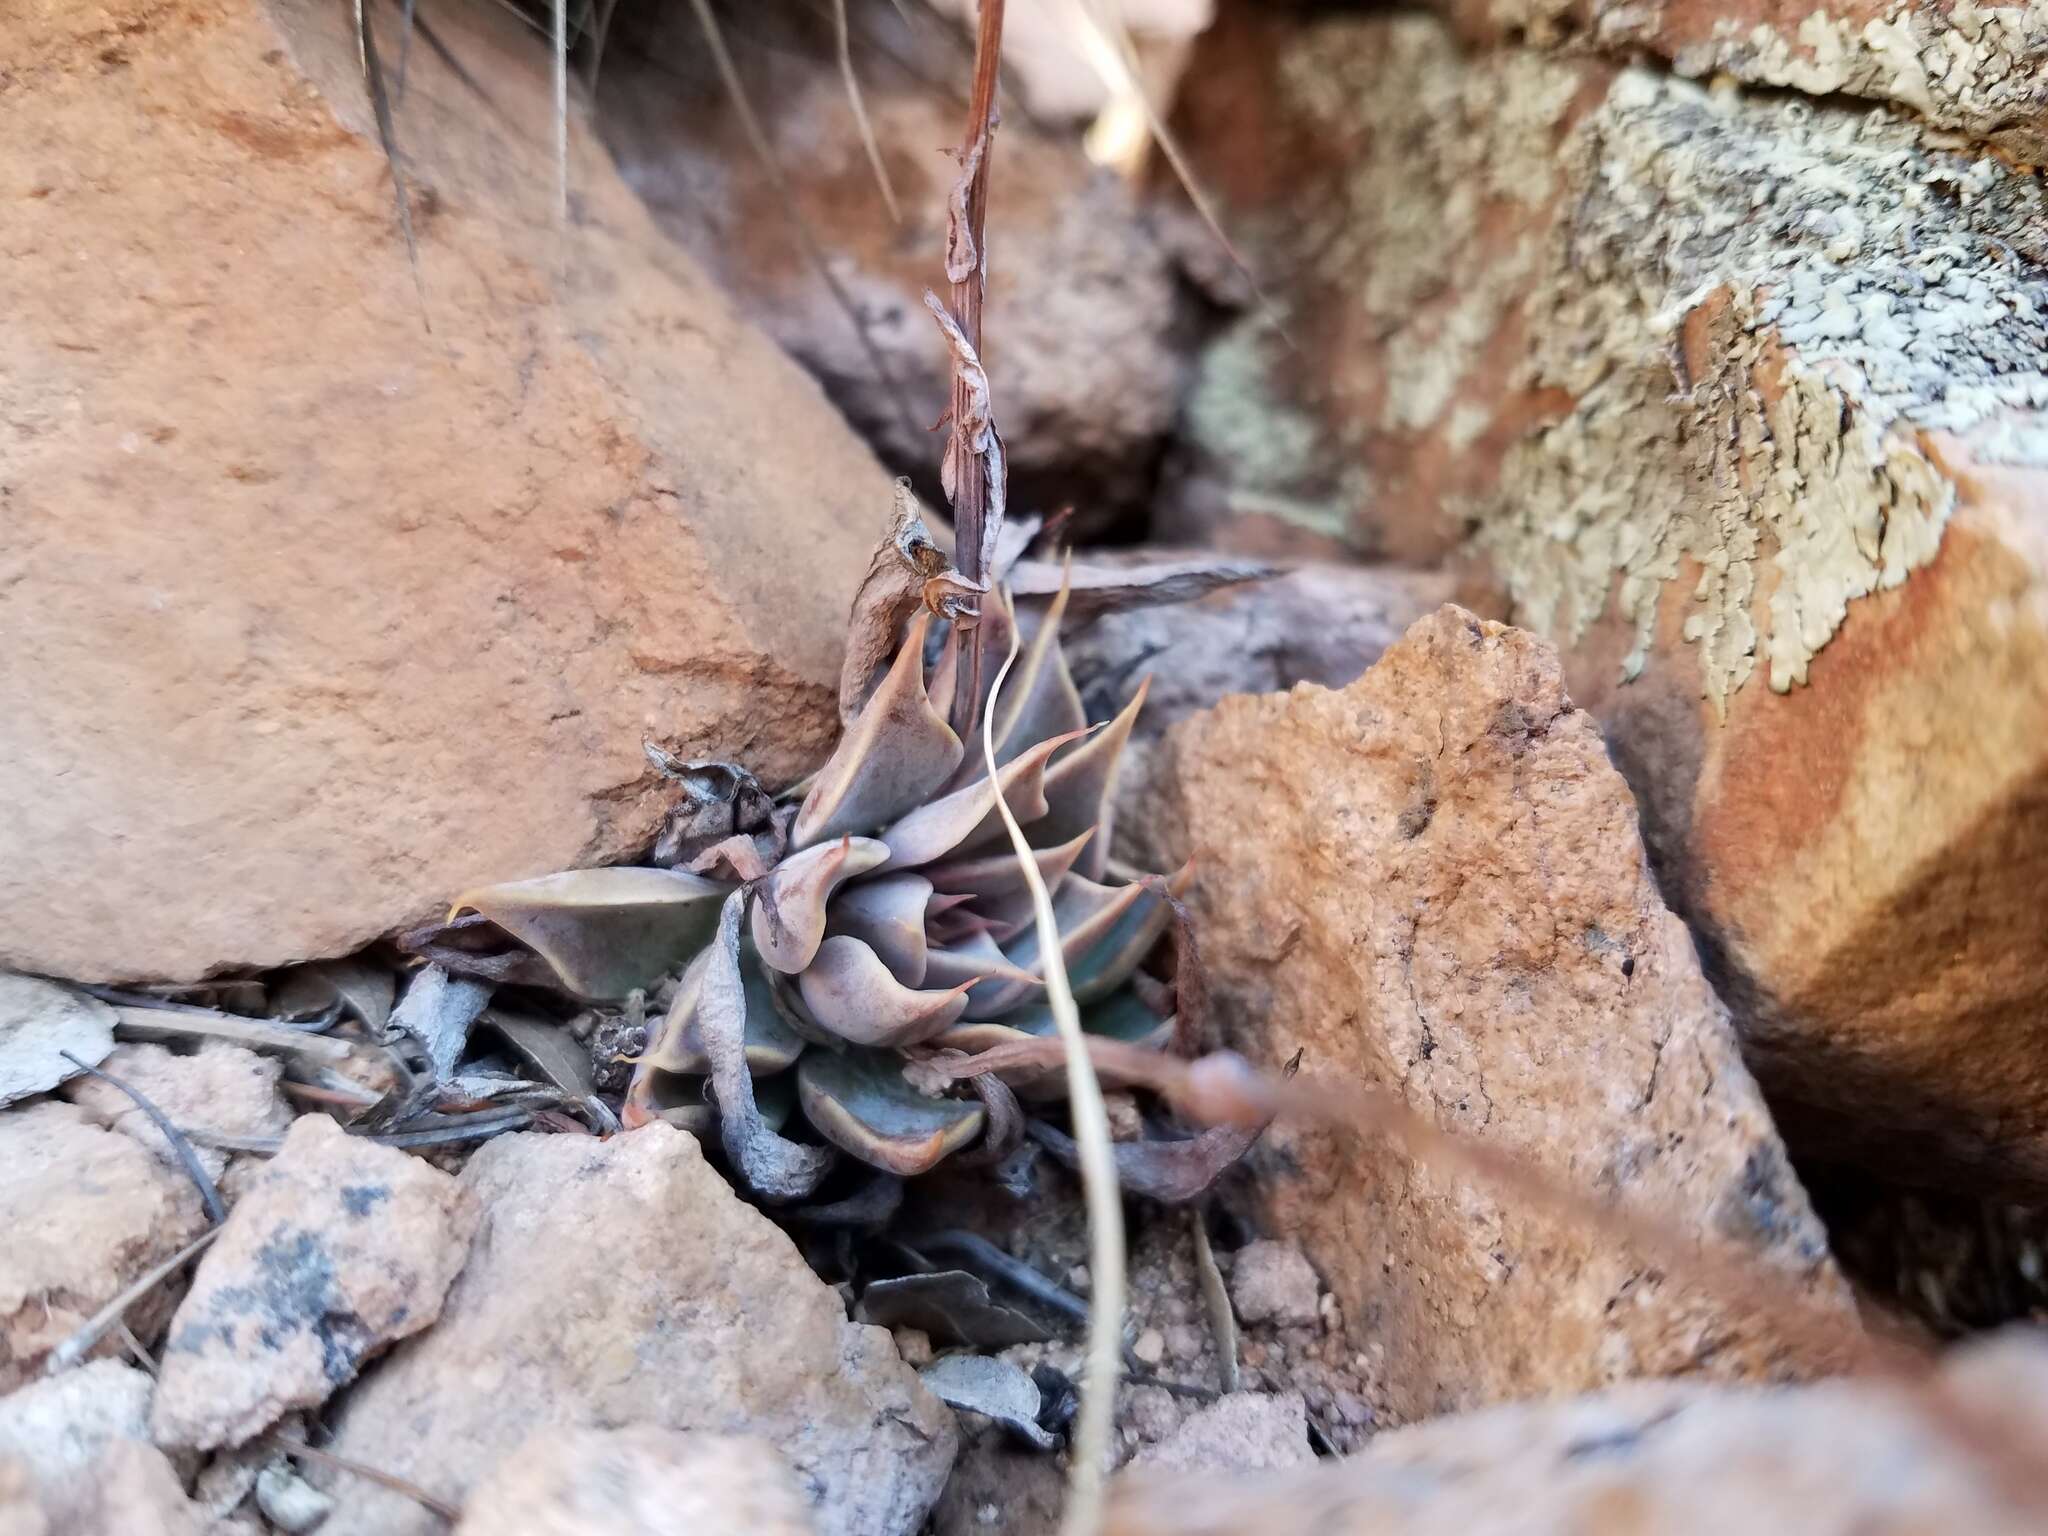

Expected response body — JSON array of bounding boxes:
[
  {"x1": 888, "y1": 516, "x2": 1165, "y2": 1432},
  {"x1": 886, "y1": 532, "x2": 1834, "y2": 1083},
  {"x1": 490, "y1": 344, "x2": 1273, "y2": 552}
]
[
  {"x1": 1108, "y1": 1328, "x2": 2048, "y2": 1535},
  {"x1": 599, "y1": 0, "x2": 1189, "y2": 530},
  {"x1": 1437, "y1": 0, "x2": 2048, "y2": 159},
  {"x1": 1142, "y1": 608, "x2": 1853, "y2": 1420},
  {"x1": 0, "y1": 1361, "x2": 154, "y2": 1526},
  {"x1": 1167, "y1": 4, "x2": 2048, "y2": 1191},
  {"x1": 64, "y1": 1041, "x2": 291, "y2": 1183},
  {"x1": 1128, "y1": 1393, "x2": 1314, "y2": 1475},
  {"x1": 151, "y1": 1115, "x2": 478, "y2": 1451},
  {"x1": 63, "y1": 1441, "x2": 209, "y2": 1536},
  {"x1": 453, "y1": 1428, "x2": 815, "y2": 1536},
  {"x1": 0, "y1": 976, "x2": 115, "y2": 1107},
  {"x1": 322, "y1": 1125, "x2": 955, "y2": 1536},
  {"x1": 1, "y1": 0, "x2": 891, "y2": 983},
  {"x1": 1226, "y1": 1242, "x2": 1321, "y2": 1330},
  {"x1": 0, "y1": 1103, "x2": 208, "y2": 1389},
  {"x1": 1062, "y1": 564, "x2": 1455, "y2": 869}
]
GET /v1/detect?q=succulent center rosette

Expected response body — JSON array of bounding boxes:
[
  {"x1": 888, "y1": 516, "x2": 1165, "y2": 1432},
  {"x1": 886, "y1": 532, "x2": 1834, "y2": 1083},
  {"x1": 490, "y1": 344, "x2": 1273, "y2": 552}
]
[{"x1": 433, "y1": 515, "x2": 1201, "y2": 1204}]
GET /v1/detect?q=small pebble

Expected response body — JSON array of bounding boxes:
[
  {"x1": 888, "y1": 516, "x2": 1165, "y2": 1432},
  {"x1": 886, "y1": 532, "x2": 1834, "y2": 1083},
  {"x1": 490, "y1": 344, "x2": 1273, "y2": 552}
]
[
  {"x1": 1132, "y1": 1329, "x2": 1166, "y2": 1366},
  {"x1": 1068, "y1": 1265, "x2": 1091, "y2": 1293},
  {"x1": 1165, "y1": 1323, "x2": 1204, "y2": 1363},
  {"x1": 1102, "y1": 1093, "x2": 1145, "y2": 1141},
  {"x1": 893, "y1": 1328, "x2": 933, "y2": 1368}
]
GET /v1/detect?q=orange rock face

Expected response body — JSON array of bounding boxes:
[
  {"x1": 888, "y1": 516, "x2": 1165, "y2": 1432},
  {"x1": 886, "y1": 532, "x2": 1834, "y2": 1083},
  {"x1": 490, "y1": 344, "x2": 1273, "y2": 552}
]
[
  {"x1": 1, "y1": 0, "x2": 891, "y2": 981},
  {"x1": 1165, "y1": 4, "x2": 2048, "y2": 1191},
  {"x1": 1142, "y1": 608, "x2": 1854, "y2": 1421}
]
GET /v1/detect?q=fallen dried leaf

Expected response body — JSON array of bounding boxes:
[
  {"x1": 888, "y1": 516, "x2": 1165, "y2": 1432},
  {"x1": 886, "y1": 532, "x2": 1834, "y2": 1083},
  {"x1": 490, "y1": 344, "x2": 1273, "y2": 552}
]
[
  {"x1": 858, "y1": 1271, "x2": 1051, "y2": 1349},
  {"x1": 921, "y1": 1354, "x2": 1057, "y2": 1450}
]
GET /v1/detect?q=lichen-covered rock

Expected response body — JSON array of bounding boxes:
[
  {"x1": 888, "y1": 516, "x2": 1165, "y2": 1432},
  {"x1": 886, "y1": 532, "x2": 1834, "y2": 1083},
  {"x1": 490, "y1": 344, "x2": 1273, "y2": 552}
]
[
  {"x1": 453, "y1": 1428, "x2": 815, "y2": 1536},
  {"x1": 150, "y1": 1115, "x2": 479, "y2": 1451},
  {"x1": 0, "y1": 1361, "x2": 154, "y2": 1527},
  {"x1": 599, "y1": 0, "x2": 1189, "y2": 532},
  {"x1": 1, "y1": 0, "x2": 890, "y2": 983},
  {"x1": 1437, "y1": 0, "x2": 2048, "y2": 159},
  {"x1": 0, "y1": 1104, "x2": 208, "y2": 1389},
  {"x1": 1142, "y1": 608, "x2": 1854, "y2": 1420},
  {"x1": 64, "y1": 1042, "x2": 291, "y2": 1184},
  {"x1": 1166, "y1": 4, "x2": 2048, "y2": 1192},
  {"x1": 1108, "y1": 1327, "x2": 2048, "y2": 1536},
  {"x1": 321, "y1": 1124, "x2": 955, "y2": 1536}
]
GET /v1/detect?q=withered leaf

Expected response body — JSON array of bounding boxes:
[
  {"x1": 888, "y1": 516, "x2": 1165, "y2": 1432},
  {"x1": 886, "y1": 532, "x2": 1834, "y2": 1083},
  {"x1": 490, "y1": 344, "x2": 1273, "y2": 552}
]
[
  {"x1": 647, "y1": 751, "x2": 782, "y2": 874},
  {"x1": 1007, "y1": 555, "x2": 1276, "y2": 623},
  {"x1": 385, "y1": 964, "x2": 491, "y2": 1081},
  {"x1": 1027, "y1": 1114, "x2": 1268, "y2": 1204},
  {"x1": 477, "y1": 1008, "x2": 597, "y2": 1098},
  {"x1": 692, "y1": 892, "x2": 833, "y2": 1200},
  {"x1": 839, "y1": 480, "x2": 967, "y2": 723},
  {"x1": 857, "y1": 1271, "x2": 1051, "y2": 1349},
  {"x1": 395, "y1": 913, "x2": 564, "y2": 991},
  {"x1": 920, "y1": 1355, "x2": 1057, "y2": 1450}
]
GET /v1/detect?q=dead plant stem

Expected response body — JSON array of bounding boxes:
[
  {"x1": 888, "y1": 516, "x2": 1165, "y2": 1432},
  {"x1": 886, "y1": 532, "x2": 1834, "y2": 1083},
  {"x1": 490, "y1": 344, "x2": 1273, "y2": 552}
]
[{"x1": 946, "y1": 0, "x2": 1005, "y2": 727}]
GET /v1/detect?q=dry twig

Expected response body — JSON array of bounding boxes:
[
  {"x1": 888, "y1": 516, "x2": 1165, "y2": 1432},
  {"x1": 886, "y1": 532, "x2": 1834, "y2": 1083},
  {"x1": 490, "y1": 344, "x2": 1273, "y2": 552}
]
[
  {"x1": 44, "y1": 1228, "x2": 220, "y2": 1377},
  {"x1": 59, "y1": 1050, "x2": 226, "y2": 1224},
  {"x1": 939, "y1": 0, "x2": 1007, "y2": 726}
]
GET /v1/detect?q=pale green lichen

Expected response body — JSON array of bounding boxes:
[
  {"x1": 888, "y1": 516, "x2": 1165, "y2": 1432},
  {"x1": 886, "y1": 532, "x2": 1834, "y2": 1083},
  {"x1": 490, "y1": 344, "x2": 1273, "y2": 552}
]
[
  {"x1": 1179, "y1": 307, "x2": 1364, "y2": 544},
  {"x1": 1478, "y1": 68, "x2": 2048, "y2": 709}
]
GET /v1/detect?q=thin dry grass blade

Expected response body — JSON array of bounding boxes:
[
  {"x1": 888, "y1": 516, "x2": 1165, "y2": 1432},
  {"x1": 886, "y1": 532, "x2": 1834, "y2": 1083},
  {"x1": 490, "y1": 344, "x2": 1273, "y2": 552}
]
[
  {"x1": 355, "y1": 0, "x2": 430, "y2": 327},
  {"x1": 834, "y1": 0, "x2": 901, "y2": 222},
  {"x1": 982, "y1": 615, "x2": 1123, "y2": 1536}
]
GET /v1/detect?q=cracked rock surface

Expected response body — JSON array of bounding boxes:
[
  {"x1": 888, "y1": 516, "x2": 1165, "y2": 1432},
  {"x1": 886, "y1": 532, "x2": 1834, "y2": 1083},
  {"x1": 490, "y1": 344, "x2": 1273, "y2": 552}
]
[
  {"x1": 0, "y1": 0, "x2": 893, "y2": 982},
  {"x1": 150, "y1": 1115, "x2": 478, "y2": 1452},
  {"x1": 321, "y1": 1124, "x2": 955, "y2": 1536},
  {"x1": 1139, "y1": 607, "x2": 1855, "y2": 1419}
]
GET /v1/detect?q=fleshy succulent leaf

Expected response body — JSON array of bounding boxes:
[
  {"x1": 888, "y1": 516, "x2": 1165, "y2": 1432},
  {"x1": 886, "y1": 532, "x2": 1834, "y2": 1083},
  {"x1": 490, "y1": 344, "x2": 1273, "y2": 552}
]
[
  {"x1": 751, "y1": 836, "x2": 890, "y2": 974},
  {"x1": 934, "y1": 989, "x2": 1177, "y2": 1097},
  {"x1": 795, "y1": 613, "x2": 964, "y2": 849},
  {"x1": 924, "y1": 829, "x2": 1094, "y2": 906},
  {"x1": 688, "y1": 892, "x2": 834, "y2": 1200},
  {"x1": 922, "y1": 930, "x2": 1039, "y2": 993},
  {"x1": 825, "y1": 873, "x2": 934, "y2": 987},
  {"x1": 797, "y1": 936, "x2": 974, "y2": 1046},
  {"x1": 451, "y1": 867, "x2": 732, "y2": 1002},
  {"x1": 944, "y1": 572, "x2": 1084, "y2": 786},
  {"x1": 640, "y1": 939, "x2": 805, "y2": 1078},
  {"x1": 798, "y1": 1047, "x2": 985, "y2": 1175},
  {"x1": 878, "y1": 728, "x2": 1083, "y2": 869},
  {"x1": 1035, "y1": 678, "x2": 1150, "y2": 879},
  {"x1": 963, "y1": 872, "x2": 1172, "y2": 1017}
]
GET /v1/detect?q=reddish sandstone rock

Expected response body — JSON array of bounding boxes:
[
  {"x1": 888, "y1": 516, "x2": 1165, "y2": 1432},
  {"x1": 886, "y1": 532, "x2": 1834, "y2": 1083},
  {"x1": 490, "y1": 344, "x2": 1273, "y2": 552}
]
[
  {"x1": 1141, "y1": 608, "x2": 1855, "y2": 1420},
  {"x1": 1108, "y1": 1328, "x2": 2048, "y2": 1536},
  {"x1": 1162, "y1": 4, "x2": 2048, "y2": 1191},
  {"x1": 1, "y1": 0, "x2": 891, "y2": 983}
]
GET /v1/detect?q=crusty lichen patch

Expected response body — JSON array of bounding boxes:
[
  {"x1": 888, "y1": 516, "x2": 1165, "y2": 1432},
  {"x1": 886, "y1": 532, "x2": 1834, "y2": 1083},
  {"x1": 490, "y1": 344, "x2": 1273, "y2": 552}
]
[
  {"x1": 1467, "y1": 0, "x2": 2048, "y2": 159},
  {"x1": 1477, "y1": 69, "x2": 2048, "y2": 708}
]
